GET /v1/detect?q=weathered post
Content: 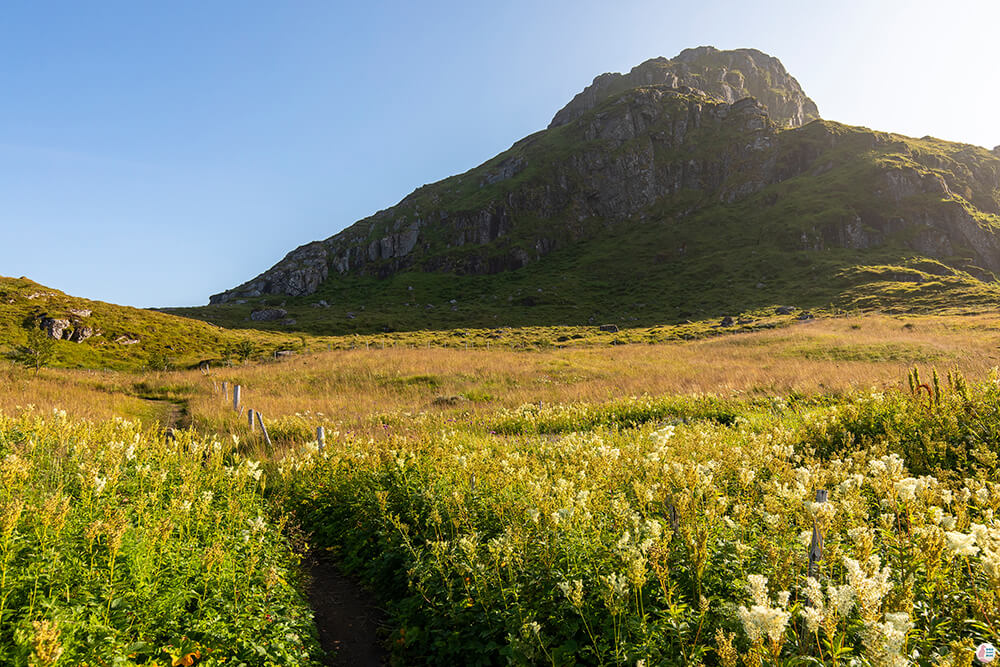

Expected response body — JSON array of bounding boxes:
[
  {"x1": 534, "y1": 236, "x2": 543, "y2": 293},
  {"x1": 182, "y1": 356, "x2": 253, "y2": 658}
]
[
  {"x1": 222, "y1": 381, "x2": 228, "y2": 399},
  {"x1": 256, "y1": 411, "x2": 272, "y2": 448},
  {"x1": 317, "y1": 426, "x2": 325, "y2": 452},
  {"x1": 808, "y1": 489, "x2": 828, "y2": 578},
  {"x1": 248, "y1": 408, "x2": 255, "y2": 433},
  {"x1": 233, "y1": 385, "x2": 241, "y2": 412}
]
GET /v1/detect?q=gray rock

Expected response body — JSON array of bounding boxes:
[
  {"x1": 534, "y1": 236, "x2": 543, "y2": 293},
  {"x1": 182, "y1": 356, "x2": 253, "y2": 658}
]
[
  {"x1": 69, "y1": 326, "x2": 93, "y2": 343},
  {"x1": 720, "y1": 315, "x2": 735, "y2": 327},
  {"x1": 40, "y1": 318, "x2": 71, "y2": 339},
  {"x1": 549, "y1": 46, "x2": 819, "y2": 129},
  {"x1": 282, "y1": 318, "x2": 297, "y2": 326},
  {"x1": 599, "y1": 324, "x2": 619, "y2": 333},
  {"x1": 480, "y1": 156, "x2": 526, "y2": 186},
  {"x1": 775, "y1": 306, "x2": 795, "y2": 315},
  {"x1": 346, "y1": 312, "x2": 356, "y2": 319},
  {"x1": 115, "y1": 336, "x2": 140, "y2": 345},
  {"x1": 797, "y1": 312, "x2": 815, "y2": 320},
  {"x1": 249, "y1": 308, "x2": 288, "y2": 322},
  {"x1": 68, "y1": 308, "x2": 92, "y2": 318}
]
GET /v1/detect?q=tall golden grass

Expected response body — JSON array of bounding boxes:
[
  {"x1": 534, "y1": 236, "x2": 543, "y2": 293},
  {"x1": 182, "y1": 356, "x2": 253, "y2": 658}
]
[{"x1": 4, "y1": 313, "x2": 1000, "y2": 433}]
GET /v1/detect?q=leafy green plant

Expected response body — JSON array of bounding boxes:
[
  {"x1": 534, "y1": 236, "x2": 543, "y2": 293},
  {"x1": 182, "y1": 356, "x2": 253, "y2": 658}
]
[{"x1": 7, "y1": 326, "x2": 55, "y2": 375}]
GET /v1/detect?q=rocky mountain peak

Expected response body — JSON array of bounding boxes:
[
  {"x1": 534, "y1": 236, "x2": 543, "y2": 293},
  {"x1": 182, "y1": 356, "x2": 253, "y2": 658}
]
[{"x1": 549, "y1": 46, "x2": 819, "y2": 130}]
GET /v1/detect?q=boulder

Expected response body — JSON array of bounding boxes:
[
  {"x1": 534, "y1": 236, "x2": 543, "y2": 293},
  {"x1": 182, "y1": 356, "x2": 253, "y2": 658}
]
[
  {"x1": 720, "y1": 316, "x2": 735, "y2": 327},
  {"x1": 775, "y1": 306, "x2": 795, "y2": 315},
  {"x1": 249, "y1": 308, "x2": 288, "y2": 322},
  {"x1": 797, "y1": 312, "x2": 815, "y2": 320},
  {"x1": 68, "y1": 308, "x2": 92, "y2": 318},
  {"x1": 599, "y1": 324, "x2": 619, "y2": 333},
  {"x1": 40, "y1": 318, "x2": 71, "y2": 339},
  {"x1": 69, "y1": 326, "x2": 94, "y2": 343}
]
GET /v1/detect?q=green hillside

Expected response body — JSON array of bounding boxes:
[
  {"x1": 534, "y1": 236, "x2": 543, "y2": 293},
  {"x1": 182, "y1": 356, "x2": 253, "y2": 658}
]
[
  {"x1": 174, "y1": 49, "x2": 1000, "y2": 335},
  {"x1": 0, "y1": 276, "x2": 305, "y2": 370},
  {"x1": 171, "y1": 114, "x2": 1000, "y2": 335}
]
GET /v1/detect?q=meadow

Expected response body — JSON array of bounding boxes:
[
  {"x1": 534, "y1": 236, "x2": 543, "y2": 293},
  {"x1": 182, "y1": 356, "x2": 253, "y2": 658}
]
[{"x1": 2, "y1": 312, "x2": 1000, "y2": 664}]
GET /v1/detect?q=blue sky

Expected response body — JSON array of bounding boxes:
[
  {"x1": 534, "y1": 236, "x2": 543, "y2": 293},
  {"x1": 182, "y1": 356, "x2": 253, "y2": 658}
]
[{"x1": 2, "y1": 0, "x2": 998, "y2": 307}]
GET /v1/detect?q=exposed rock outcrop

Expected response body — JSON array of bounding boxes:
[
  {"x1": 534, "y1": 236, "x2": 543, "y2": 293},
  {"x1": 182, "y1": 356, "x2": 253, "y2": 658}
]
[
  {"x1": 250, "y1": 308, "x2": 288, "y2": 321},
  {"x1": 40, "y1": 318, "x2": 71, "y2": 340},
  {"x1": 549, "y1": 46, "x2": 819, "y2": 129},
  {"x1": 69, "y1": 326, "x2": 93, "y2": 343}
]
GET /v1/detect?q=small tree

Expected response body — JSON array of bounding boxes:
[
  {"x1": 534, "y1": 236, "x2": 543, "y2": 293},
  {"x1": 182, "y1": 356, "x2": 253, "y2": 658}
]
[
  {"x1": 234, "y1": 340, "x2": 256, "y2": 363},
  {"x1": 9, "y1": 326, "x2": 56, "y2": 374},
  {"x1": 146, "y1": 351, "x2": 171, "y2": 372}
]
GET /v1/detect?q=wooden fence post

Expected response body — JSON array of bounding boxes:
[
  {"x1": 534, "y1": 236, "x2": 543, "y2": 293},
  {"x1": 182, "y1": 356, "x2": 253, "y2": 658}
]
[
  {"x1": 256, "y1": 411, "x2": 272, "y2": 448},
  {"x1": 233, "y1": 385, "x2": 241, "y2": 412},
  {"x1": 808, "y1": 489, "x2": 828, "y2": 579},
  {"x1": 317, "y1": 426, "x2": 325, "y2": 452},
  {"x1": 222, "y1": 381, "x2": 228, "y2": 400},
  {"x1": 248, "y1": 408, "x2": 255, "y2": 433}
]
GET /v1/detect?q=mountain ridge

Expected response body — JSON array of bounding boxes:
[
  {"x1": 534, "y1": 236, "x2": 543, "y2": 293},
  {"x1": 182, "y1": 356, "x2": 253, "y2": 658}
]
[
  {"x1": 205, "y1": 47, "x2": 1000, "y2": 333},
  {"x1": 549, "y1": 46, "x2": 820, "y2": 129}
]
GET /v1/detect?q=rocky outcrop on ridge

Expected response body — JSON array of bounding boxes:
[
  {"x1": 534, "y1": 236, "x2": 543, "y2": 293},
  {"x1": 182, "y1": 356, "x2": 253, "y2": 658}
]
[{"x1": 549, "y1": 46, "x2": 820, "y2": 129}]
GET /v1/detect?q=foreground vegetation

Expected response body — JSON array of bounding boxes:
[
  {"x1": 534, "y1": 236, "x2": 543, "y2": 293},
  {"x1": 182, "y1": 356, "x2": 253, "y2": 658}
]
[
  {"x1": 2, "y1": 312, "x2": 1000, "y2": 664},
  {"x1": 279, "y1": 372, "x2": 1000, "y2": 665},
  {"x1": 0, "y1": 414, "x2": 318, "y2": 665}
]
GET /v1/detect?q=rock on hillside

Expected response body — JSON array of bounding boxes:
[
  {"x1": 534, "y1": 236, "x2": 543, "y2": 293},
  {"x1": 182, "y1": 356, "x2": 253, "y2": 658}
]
[{"x1": 549, "y1": 46, "x2": 820, "y2": 129}]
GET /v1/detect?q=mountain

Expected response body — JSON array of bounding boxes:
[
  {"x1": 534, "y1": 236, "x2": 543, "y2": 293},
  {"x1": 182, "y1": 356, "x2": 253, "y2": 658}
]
[
  {"x1": 0, "y1": 276, "x2": 303, "y2": 370},
  {"x1": 549, "y1": 46, "x2": 819, "y2": 129},
  {"x1": 200, "y1": 46, "x2": 1000, "y2": 334}
]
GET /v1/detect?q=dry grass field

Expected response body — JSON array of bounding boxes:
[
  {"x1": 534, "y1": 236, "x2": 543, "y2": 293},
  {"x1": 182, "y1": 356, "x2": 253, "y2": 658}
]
[{"x1": 5, "y1": 313, "x2": 1000, "y2": 434}]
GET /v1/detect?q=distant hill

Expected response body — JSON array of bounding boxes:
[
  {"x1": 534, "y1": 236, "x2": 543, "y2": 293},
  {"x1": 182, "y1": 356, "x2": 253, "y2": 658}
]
[
  {"x1": 0, "y1": 276, "x2": 302, "y2": 370},
  {"x1": 186, "y1": 46, "x2": 1000, "y2": 335}
]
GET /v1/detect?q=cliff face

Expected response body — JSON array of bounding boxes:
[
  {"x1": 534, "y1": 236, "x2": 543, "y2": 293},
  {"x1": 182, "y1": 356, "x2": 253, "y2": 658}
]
[
  {"x1": 210, "y1": 48, "x2": 1000, "y2": 306},
  {"x1": 549, "y1": 46, "x2": 820, "y2": 129},
  {"x1": 212, "y1": 89, "x2": 779, "y2": 302}
]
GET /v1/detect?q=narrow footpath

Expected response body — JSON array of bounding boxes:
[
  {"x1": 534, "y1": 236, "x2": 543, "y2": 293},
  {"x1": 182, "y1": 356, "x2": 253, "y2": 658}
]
[{"x1": 307, "y1": 557, "x2": 388, "y2": 666}]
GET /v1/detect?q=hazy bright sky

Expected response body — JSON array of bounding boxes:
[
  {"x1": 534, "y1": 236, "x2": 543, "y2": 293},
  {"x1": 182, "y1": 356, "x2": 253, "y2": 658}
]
[{"x1": 1, "y1": 0, "x2": 998, "y2": 307}]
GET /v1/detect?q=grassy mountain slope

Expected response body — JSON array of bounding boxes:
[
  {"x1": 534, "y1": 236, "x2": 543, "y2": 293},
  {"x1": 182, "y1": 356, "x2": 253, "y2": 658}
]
[
  {"x1": 0, "y1": 276, "x2": 305, "y2": 370},
  {"x1": 174, "y1": 114, "x2": 1000, "y2": 336},
  {"x1": 181, "y1": 50, "x2": 1000, "y2": 335}
]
